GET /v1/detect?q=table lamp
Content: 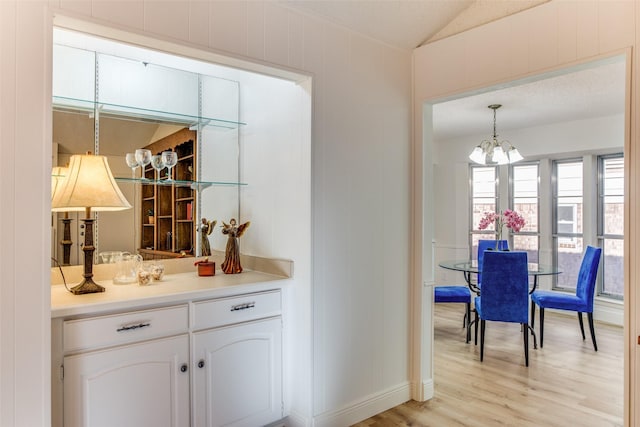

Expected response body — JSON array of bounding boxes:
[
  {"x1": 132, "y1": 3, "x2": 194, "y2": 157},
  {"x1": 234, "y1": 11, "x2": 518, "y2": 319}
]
[{"x1": 51, "y1": 153, "x2": 131, "y2": 294}]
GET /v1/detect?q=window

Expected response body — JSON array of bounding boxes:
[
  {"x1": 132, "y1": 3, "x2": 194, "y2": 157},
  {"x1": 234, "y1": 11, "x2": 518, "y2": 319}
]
[
  {"x1": 510, "y1": 162, "x2": 540, "y2": 263},
  {"x1": 469, "y1": 165, "x2": 497, "y2": 260},
  {"x1": 598, "y1": 154, "x2": 624, "y2": 299},
  {"x1": 553, "y1": 160, "x2": 584, "y2": 290},
  {"x1": 468, "y1": 154, "x2": 624, "y2": 302}
]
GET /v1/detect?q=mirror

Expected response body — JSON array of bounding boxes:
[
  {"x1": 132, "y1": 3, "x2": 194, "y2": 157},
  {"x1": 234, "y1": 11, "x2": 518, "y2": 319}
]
[{"x1": 52, "y1": 30, "x2": 242, "y2": 266}]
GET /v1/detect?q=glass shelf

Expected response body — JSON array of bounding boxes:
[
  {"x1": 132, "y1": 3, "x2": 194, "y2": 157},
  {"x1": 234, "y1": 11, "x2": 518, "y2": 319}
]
[
  {"x1": 114, "y1": 177, "x2": 247, "y2": 191},
  {"x1": 53, "y1": 96, "x2": 247, "y2": 130}
]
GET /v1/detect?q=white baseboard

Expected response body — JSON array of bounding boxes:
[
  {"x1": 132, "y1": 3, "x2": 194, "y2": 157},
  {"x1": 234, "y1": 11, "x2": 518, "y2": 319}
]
[
  {"x1": 409, "y1": 378, "x2": 435, "y2": 402},
  {"x1": 311, "y1": 382, "x2": 411, "y2": 427},
  {"x1": 286, "y1": 411, "x2": 311, "y2": 427},
  {"x1": 594, "y1": 298, "x2": 624, "y2": 326},
  {"x1": 541, "y1": 300, "x2": 623, "y2": 327},
  {"x1": 421, "y1": 378, "x2": 434, "y2": 401}
]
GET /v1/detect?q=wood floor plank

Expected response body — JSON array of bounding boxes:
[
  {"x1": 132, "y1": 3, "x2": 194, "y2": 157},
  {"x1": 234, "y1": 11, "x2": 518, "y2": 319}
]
[{"x1": 352, "y1": 303, "x2": 623, "y2": 426}]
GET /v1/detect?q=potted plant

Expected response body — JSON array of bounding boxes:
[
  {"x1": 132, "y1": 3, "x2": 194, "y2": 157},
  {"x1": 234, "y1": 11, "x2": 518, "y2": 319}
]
[{"x1": 147, "y1": 209, "x2": 155, "y2": 225}]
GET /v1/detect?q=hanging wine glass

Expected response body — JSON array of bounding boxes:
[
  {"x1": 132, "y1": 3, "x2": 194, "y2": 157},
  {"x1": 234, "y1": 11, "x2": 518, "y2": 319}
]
[
  {"x1": 135, "y1": 149, "x2": 152, "y2": 180},
  {"x1": 161, "y1": 151, "x2": 178, "y2": 181},
  {"x1": 125, "y1": 153, "x2": 139, "y2": 178},
  {"x1": 151, "y1": 154, "x2": 165, "y2": 180}
]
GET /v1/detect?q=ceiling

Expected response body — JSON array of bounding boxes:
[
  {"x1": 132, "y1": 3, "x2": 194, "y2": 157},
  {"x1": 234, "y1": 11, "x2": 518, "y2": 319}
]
[
  {"x1": 432, "y1": 56, "x2": 627, "y2": 141},
  {"x1": 281, "y1": 0, "x2": 626, "y2": 142},
  {"x1": 279, "y1": 0, "x2": 548, "y2": 50}
]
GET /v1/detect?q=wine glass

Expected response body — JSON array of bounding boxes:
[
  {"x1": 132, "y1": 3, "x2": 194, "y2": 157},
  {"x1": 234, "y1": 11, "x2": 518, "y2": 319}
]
[
  {"x1": 161, "y1": 151, "x2": 178, "y2": 181},
  {"x1": 150, "y1": 155, "x2": 165, "y2": 180},
  {"x1": 135, "y1": 149, "x2": 152, "y2": 180},
  {"x1": 125, "y1": 153, "x2": 139, "y2": 178}
]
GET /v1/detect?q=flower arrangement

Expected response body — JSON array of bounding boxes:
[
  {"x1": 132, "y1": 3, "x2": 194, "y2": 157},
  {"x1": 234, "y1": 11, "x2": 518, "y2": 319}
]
[{"x1": 478, "y1": 209, "x2": 525, "y2": 241}]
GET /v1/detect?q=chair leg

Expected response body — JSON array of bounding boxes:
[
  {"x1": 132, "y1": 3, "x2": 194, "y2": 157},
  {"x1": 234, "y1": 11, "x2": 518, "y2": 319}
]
[
  {"x1": 587, "y1": 312, "x2": 598, "y2": 351},
  {"x1": 539, "y1": 308, "x2": 545, "y2": 348},
  {"x1": 523, "y1": 322, "x2": 529, "y2": 367},
  {"x1": 578, "y1": 312, "x2": 586, "y2": 340},
  {"x1": 466, "y1": 309, "x2": 475, "y2": 344},
  {"x1": 474, "y1": 311, "x2": 479, "y2": 345},
  {"x1": 465, "y1": 302, "x2": 471, "y2": 329},
  {"x1": 530, "y1": 300, "x2": 536, "y2": 329},
  {"x1": 523, "y1": 324, "x2": 538, "y2": 350},
  {"x1": 480, "y1": 319, "x2": 486, "y2": 362}
]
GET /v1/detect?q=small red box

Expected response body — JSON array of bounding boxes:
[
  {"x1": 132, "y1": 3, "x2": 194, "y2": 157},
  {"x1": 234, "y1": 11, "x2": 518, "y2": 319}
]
[
  {"x1": 186, "y1": 203, "x2": 192, "y2": 220},
  {"x1": 197, "y1": 262, "x2": 215, "y2": 276}
]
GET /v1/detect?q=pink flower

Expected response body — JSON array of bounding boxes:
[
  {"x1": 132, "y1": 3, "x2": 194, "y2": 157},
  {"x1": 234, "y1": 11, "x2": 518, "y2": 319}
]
[
  {"x1": 477, "y1": 210, "x2": 525, "y2": 235},
  {"x1": 503, "y1": 209, "x2": 525, "y2": 232}
]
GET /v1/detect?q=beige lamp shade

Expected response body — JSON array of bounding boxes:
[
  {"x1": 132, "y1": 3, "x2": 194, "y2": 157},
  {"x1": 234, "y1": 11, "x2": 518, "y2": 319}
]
[
  {"x1": 51, "y1": 166, "x2": 85, "y2": 212},
  {"x1": 51, "y1": 154, "x2": 131, "y2": 213},
  {"x1": 51, "y1": 166, "x2": 68, "y2": 200}
]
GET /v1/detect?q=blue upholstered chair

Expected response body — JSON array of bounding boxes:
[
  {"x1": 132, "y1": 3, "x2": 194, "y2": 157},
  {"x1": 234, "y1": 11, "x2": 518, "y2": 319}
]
[
  {"x1": 474, "y1": 251, "x2": 530, "y2": 366},
  {"x1": 530, "y1": 245, "x2": 602, "y2": 351},
  {"x1": 434, "y1": 286, "x2": 471, "y2": 328},
  {"x1": 477, "y1": 239, "x2": 509, "y2": 288}
]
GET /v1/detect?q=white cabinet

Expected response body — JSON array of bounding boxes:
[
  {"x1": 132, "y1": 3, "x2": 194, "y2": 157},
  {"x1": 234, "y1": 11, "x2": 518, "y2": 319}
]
[
  {"x1": 193, "y1": 318, "x2": 283, "y2": 427},
  {"x1": 54, "y1": 290, "x2": 283, "y2": 427},
  {"x1": 192, "y1": 290, "x2": 283, "y2": 427},
  {"x1": 63, "y1": 335, "x2": 190, "y2": 427},
  {"x1": 60, "y1": 305, "x2": 191, "y2": 427}
]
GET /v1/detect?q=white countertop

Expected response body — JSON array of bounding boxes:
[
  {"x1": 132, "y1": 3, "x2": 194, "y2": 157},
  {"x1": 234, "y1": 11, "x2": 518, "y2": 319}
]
[{"x1": 51, "y1": 269, "x2": 290, "y2": 319}]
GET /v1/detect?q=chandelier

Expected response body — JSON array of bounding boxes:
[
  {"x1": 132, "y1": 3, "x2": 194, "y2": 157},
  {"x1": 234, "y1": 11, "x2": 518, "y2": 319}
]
[{"x1": 469, "y1": 104, "x2": 523, "y2": 165}]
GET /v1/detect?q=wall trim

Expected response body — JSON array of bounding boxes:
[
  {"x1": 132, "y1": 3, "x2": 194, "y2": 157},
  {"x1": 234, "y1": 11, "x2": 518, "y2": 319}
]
[
  {"x1": 311, "y1": 383, "x2": 411, "y2": 427},
  {"x1": 422, "y1": 378, "x2": 435, "y2": 401},
  {"x1": 286, "y1": 412, "x2": 311, "y2": 427},
  {"x1": 542, "y1": 300, "x2": 623, "y2": 327}
]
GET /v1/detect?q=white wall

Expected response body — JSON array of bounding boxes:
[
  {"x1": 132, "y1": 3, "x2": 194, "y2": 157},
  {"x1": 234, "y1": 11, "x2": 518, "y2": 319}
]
[
  {"x1": 1, "y1": 1, "x2": 412, "y2": 426},
  {"x1": 413, "y1": 1, "x2": 637, "y2": 424},
  {"x1": 201, "y1": 68, "x2": 313, "y2": 418},
  {"x1": 0, "y1": 2, "x2": 52, "y2": 426}
]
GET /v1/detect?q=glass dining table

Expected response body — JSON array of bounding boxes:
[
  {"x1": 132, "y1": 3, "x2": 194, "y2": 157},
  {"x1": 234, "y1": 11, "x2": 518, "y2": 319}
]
[{"x1": 438, "y1": 259, "x2": 561, "y2": 295}]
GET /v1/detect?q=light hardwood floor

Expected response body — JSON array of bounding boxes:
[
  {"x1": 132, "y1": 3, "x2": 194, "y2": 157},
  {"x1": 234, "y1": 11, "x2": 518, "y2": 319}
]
[{"x1": 353, "y1": 303, "x2": 623, "y2": 427}]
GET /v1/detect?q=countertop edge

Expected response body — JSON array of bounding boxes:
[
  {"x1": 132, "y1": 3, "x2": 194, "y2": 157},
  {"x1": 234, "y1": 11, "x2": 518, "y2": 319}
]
[{"x1": 51, "y1": 270, "x2": 290, "y2": 319}]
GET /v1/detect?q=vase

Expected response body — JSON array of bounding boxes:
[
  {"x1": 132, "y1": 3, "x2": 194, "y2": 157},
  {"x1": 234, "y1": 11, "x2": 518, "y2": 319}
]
[{"x1": 494, "y1": 228, "x2": 508, "y2": 251}]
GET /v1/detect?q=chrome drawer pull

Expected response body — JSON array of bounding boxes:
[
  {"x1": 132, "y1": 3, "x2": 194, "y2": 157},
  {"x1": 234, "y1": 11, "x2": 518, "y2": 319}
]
[
  {"x1": 116, "y1": 322, "x2": 151, "y2": 332},
  {"x1": 230, "y1": 302, "x2": 255, "y2": 311}
]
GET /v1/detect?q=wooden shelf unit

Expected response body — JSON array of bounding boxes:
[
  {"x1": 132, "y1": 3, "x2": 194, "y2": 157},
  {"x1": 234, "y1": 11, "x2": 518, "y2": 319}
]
[{"x1": 140, "y1": 128, "x2": 196, "y2": 259}]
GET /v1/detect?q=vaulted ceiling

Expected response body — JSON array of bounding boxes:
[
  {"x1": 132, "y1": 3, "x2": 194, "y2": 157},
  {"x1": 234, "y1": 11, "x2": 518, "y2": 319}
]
[
  {"x1": 280, "y1": 0, "x2": 548, "y2": 50},
  {"x1": 283, "y1": 0, "x2": 624, "y2": 143}
]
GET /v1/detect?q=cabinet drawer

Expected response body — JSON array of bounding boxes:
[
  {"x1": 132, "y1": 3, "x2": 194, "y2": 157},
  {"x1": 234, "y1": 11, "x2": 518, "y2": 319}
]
[
  {"x1": 192, "y1": 290, "x2": 281, "y2": 330},
  {"x1": 63, "y1": 305, "x2": 188, "y2": 353}
]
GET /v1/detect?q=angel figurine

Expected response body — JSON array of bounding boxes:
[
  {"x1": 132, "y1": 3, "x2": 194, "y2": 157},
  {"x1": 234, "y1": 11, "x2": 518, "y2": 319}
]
[
  {"x1": 198, "y1": 218, "x2": 216, "y2": 257},
  {"x1": 221, "y1": 218, "x2": 250, "y2": 274}
]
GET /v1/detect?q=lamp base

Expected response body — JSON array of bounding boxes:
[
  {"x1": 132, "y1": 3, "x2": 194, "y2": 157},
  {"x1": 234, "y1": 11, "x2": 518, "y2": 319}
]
[{"x1": 70, "y1": 277, "x2": 105, "y2": 295}]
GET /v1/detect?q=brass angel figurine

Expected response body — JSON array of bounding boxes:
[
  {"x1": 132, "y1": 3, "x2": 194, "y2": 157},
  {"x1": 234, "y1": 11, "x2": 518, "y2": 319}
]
[
  {"x1": 221, "y1": 218, "x2": 250, "y2": 274},
  {"x1": 199, "y1": 218, "x2": 216, "y2": 257}
]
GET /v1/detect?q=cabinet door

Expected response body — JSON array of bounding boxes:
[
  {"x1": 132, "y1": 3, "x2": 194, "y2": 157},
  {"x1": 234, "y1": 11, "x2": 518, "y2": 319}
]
[
  {"x1": 193, "y1": 317, "x2": 283, "y2": 427},
  {"x1": 64, "y1": 335, "x2": 190, "y2": 427}
]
